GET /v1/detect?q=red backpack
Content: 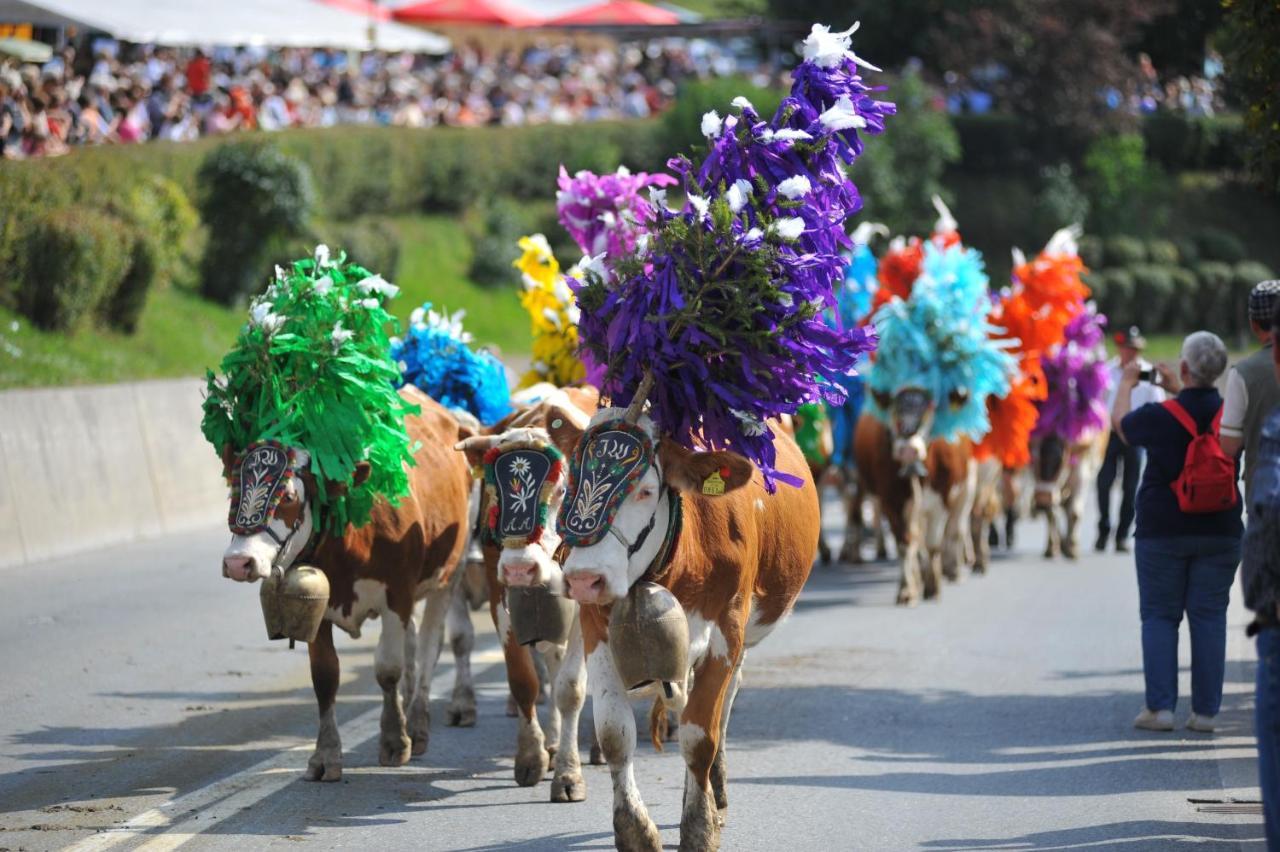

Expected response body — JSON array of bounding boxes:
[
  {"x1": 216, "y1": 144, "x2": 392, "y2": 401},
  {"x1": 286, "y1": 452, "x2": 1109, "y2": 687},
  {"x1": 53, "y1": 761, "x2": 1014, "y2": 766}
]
[{"x1": 1163, "y1": 400, "x2": 1238, "y2": 514}]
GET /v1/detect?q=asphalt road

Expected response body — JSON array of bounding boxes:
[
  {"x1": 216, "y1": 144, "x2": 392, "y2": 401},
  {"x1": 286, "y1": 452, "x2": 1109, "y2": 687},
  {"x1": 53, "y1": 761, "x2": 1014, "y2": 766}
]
[{"x1": 0, "y1": 497, "x2": 1267, "y2": 851}]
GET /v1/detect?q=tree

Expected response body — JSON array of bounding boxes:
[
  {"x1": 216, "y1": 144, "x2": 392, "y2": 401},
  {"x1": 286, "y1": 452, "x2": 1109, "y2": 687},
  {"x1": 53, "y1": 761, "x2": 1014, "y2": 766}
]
[{"x1": 1222, "y1": 0, "x2": 1280, "y2": 194}]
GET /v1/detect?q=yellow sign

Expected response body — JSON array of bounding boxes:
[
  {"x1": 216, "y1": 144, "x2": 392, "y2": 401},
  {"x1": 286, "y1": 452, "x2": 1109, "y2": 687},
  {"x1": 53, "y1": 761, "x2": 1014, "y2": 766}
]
[
  {"x1": 701, "y1": 471, "x2": 726, "y2": 496},
  {"x1": 0, "y1": 24, "x2": 34, "y2": 39}
]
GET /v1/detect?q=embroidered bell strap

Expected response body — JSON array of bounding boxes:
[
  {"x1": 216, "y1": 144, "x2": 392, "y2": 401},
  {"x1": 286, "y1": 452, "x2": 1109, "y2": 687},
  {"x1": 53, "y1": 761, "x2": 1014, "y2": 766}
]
[{"x1": 642, "y1": 487, "x2": 683, "y2": 583}]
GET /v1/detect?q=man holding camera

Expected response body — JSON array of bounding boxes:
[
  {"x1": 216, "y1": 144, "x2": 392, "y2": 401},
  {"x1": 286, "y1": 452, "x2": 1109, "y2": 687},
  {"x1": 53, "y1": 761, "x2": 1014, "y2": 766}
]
[
  {"x1": 1097, "y1": 326, "x2": 1165, "y2": 553},
  {"x1": 1219, "y1": 280, "x2": 1280, "y2": 504}
]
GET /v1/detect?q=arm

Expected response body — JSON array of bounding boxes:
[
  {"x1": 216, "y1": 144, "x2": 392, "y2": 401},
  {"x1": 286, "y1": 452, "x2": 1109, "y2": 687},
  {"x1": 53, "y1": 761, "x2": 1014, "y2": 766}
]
[
  {"x1": 1220, "y1": 367, "x2": 1247, "y2": 458},
  {"x1": 1111, "y1": 360, "x2": 1143, "y2": 443}
]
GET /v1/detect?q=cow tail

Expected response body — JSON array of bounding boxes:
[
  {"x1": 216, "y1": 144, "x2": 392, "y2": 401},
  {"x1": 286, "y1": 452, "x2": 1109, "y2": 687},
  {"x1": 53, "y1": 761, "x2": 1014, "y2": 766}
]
[{"x1": 649, "y1": 695, "x2": 668, "y2": 752}]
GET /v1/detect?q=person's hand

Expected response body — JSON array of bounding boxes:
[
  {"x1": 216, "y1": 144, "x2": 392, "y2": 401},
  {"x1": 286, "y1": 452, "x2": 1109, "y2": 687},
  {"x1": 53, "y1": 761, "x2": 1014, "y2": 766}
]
[
  {"x1": 1120, "y1": 360, "x2": 1142, "y2": 387},
  {"x1": 1156, "y1": 362, "x2": 1181, "y2": 393}
]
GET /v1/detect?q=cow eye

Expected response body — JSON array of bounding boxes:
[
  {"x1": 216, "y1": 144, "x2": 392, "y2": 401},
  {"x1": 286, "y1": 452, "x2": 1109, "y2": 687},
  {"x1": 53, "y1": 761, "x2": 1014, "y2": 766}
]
[{"x1": 636, "y1": 487, "x2": 655, "y2": 501}]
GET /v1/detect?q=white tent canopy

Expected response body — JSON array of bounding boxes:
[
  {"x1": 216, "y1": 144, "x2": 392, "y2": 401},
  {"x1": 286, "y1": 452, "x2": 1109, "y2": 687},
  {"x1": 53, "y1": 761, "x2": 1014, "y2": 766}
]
[{"x1": 0, "y1": 0, "x2": 450, "y2": 52}]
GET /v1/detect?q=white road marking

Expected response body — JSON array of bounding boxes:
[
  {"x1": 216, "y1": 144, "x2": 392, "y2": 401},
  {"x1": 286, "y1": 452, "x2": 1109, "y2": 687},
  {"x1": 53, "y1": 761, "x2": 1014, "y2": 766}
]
[{"x1": 65, "y1": 646, "x2": 506, "y2": 852}]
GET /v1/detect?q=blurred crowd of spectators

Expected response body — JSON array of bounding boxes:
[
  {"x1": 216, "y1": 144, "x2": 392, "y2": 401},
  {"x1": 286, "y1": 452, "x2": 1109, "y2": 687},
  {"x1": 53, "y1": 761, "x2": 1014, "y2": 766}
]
[{"x1": 0, "y1": 38, "x2": 735, "y2": 159}]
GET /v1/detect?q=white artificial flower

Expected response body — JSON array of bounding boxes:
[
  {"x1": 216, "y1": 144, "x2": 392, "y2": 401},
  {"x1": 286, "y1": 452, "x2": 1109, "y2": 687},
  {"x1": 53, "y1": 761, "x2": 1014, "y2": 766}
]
[
  {"x1": 740, "y1": 227, "x2": 764, "y2": 246},
  {"x1": 525, "y1": 233, "x2": 553, "y2": 257},
  {"x1": 358, "y1": 298, "x2": 380, "y2": 310},
  {"x1": 770, "y1": 217, "x2": 806, "y2": 240},
  {"x1": 356, "y1": 274, "x2": 399, "y2": 298},
  {"x1": 730, "y1": 408, "x2": 768, "y2": 437},
  {"x1": 410, "y1": 306, "x2": 426, "y2": 328},
  {"x1": 274, "y1": 264, "x2": 287, "y2": 282},
  {"x1": 687, "y1": 194, "x2": 710, "y2": 220},
  {"x1": 802, "y1": 22, "x2": 881, "y2": 72},
  {"x1": 777, "y1": 292, "x2": 794, "y2": 308},
  {"x1": 776, "y1": 175, "x2": 812, "y2": 200},
  {"x1": 330, "y1": 322, "x2": 354, "y2": 349},
  {"x1": 701, "y1": 109, "x2": 722, "y2": 139},
  {"x1": 542, "y1": 307, "x2": 563, "y2": 330},
  {"x1": 314, "y1": 244, "x2": 332, "y2": 268},
  {"x1": 249, "y1": 301, "x2": 274, "y2": 326},
  {"x1": 312, "y1": 275, "x2": 333, "y2": 296},
  {"x1": 726, "y1": 179, "x2": 753, "y2": 214},
  {"x1": 648, "y1": 186, "x2": 669, "y2": 210},
  {"x1": 566, "y1": 304, "x2": 581, "y2": 325},
  {"x1": 636, "y1": 232, "x2": 652, "y2": 255},
  {"x1": 552, "y1": 277, "x2": 573, "y2": 305},
  {"x1": 579, "y1": 252, "x2": 610, "y2": 284},
  {"x1": 819, "y1": 95, "x2": 867, "y2": 131},
  {"x1": 759, "y1": 128, "x2": 813, "y2": 143},
  {"x1": 615, "y1": 164, "x2": 631, "y2": 177},
  {"x1": 731, "y1": 95, "x2": 754, "y2": 111}
]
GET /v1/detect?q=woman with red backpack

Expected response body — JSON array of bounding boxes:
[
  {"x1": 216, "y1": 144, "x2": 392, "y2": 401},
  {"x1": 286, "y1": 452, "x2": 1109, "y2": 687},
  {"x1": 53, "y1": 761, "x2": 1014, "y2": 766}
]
[{"x1": 1112, "y1": 330, "x2": 1242, "y2": 733}]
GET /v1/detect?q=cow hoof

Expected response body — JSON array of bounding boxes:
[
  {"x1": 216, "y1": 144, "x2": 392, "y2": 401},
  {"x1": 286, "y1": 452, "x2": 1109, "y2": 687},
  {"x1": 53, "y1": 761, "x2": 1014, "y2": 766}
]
[
  {"x1": 304, "y1": 750, "x2": 343, "y2": 782},
  {"x1": 515, "y1": 748, "x2": 549, "y2": 787},
  {"x1": 551, "y1": 770, "x2": 587, "y2": 802},
  {"x1": 614, "y1": 807, "x2": 663, "y2": 852},
  {"x1": 589, "y1": 743, "x2": 605, "y2": 765},
  {"x1": 896, "y1": 589, "x2": 919, "y2": 607},
  {"x1": 408, "y1": 702, "x2": 430, "y2": 755},
  {"x1": 380, "y1": 734, "x2": 412, "y2": 767},
  {"x1": 446, "y1": 705, "x2": 477, "y2": 728}
]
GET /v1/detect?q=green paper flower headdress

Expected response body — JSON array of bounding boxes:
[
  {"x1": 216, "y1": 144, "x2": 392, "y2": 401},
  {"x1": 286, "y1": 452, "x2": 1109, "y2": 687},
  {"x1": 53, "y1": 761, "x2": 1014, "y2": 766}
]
[{"x1": 202, "y1": 245, "x2": 417, "y2": 533}]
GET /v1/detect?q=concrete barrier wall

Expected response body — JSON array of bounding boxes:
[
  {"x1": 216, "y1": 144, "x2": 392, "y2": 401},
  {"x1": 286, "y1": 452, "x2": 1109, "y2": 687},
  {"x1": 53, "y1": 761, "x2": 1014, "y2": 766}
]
[{"x1": 0, "y1": 379, "x2": 227, "y2": 568}]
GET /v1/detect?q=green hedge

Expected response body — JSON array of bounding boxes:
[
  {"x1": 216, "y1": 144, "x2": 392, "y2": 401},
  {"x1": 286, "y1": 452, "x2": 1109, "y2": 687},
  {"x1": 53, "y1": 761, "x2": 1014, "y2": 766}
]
[{"x1": 20, "y1": 207, "x2": 133, "y2": 331}]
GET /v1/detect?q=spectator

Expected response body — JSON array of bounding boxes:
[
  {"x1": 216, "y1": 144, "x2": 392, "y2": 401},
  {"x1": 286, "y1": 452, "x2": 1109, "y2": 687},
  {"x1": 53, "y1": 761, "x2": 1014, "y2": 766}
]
[
  {"x1": 1112, "y1": 331, "x2": 1240, "y2": 733},
  {"x1": 1243, "y1": 299, "x2": 1280, "y2": 850},
  {"x1": 1221, "y1": 281, "x2": 1280, "y2": 502},
  {"x1": 1097, "y1": 326, "x2": 1165, "y2": 554}
]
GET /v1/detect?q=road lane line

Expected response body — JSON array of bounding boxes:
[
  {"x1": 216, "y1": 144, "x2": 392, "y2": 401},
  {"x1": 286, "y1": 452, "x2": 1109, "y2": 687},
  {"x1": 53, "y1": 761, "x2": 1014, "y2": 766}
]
[{"x1": 66, "y1": 646, "x2": 507, "y2": 852}]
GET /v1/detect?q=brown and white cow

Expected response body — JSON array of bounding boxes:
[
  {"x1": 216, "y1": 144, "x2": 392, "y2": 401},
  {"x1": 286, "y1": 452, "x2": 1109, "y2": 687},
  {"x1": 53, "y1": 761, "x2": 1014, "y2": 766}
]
[
  {"x1": 219, "y1": 386, "x2": 474, "y2": 781},
  {"x1": 457, "y1": 385, "x2": 603, "y2": 800},
  {"x1": 850, "y1": 388, "x2": 976, "y2": 605},
  {"x1": 1031, "y1": 429, "x2": 1107, "y2": 559},
  {"x1": 516, "y1": 407, "x2": 818, "y2": 851}
]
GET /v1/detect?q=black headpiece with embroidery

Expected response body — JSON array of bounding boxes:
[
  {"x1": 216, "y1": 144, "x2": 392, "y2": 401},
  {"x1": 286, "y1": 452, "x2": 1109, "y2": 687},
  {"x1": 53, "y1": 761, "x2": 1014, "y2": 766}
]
[{"x1": 558, "y1": 420, "x2": 654, "y2": 548}]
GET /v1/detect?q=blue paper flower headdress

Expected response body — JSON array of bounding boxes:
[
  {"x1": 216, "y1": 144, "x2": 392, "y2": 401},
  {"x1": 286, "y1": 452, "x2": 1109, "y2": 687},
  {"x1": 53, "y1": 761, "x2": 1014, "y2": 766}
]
[{"x1": 392, "y1": 304, "x2": 512, "y2": 427}]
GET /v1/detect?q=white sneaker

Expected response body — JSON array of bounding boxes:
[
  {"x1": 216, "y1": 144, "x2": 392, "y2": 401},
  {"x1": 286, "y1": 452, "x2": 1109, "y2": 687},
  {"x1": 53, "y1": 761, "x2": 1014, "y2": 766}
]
[
  {"x1": 1134, "y1": 708, "x2": 1175, "y2": 731},
  {"x1": 1187, "y1": 713, "x2": 1216, "y2": 732}
]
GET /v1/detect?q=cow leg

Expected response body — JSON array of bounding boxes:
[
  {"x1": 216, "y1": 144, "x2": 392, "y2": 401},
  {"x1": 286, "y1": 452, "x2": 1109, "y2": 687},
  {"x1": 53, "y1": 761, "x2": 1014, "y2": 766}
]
[
  {"x1": 406, "y1": 587, "x2": 451, "y2": 757},
  {"x1": 1061, "y1": 465, "x2": 1085, "y2": 561},
  {"x1": 401, "y1": 606, "x2": 418, "y2": 708},
  {"x1": 894, "y1": 495, "x2": 922, "y2": 606},
  {"x1": 376, "y1": 609, "x2": 413, "y2": 767},
  {"x1": 445, "y1": 581, "x2": 477, "y2": 727},
  {"x1": 589, "y1": 642, "x2": 661, "y2": 852},
  {"x1": 678, "y1": 624, "x2": 741, "y2": 852},
  {"x1": 710, "y1": 662, "x2": 743, "y2": 818},
  {"x1": 873, "y1": 499, "x2": 890, "y2": 561},
  {"x1": 920, "y1": 489, "x2": 947, "y2": 599},
  {"x1": 304, "y1": 620, "x2": 342, "y2": 782},
  {"x1": 538, "y1": 642, "x2": 566, "y2": 761},
  {"x1": 841, "y1": 480, "x2": 865, "y2": 565},
  {"x1": 550, "y1": 615, "x2": 589, "y2": 803}
]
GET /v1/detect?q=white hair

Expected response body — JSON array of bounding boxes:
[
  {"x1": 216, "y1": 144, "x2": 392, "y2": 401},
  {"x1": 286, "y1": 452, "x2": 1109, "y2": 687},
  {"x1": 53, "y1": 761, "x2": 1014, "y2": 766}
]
[{"x1": 1181, "y1": 331, "x2": 1229, "y2": 387}]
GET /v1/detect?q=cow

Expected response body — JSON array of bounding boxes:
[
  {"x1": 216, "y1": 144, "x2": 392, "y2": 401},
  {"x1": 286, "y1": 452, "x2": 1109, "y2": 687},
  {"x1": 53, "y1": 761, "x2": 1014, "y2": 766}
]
[
  {"x1": 457, "y1": 386, "x2": 604, "y2": 800},
  {"x1": 1031, "y1": 430, "x2": 1107, "y2": 559},
  {"x1": 506, "y1": 405, "x2": 818, "y2": 852},
  {"x1": 219, "y1": 386, "x2": 475, "y2": 781},
  {"x1": 849, "y1": 388, "x2": 976, "y2": 605}
]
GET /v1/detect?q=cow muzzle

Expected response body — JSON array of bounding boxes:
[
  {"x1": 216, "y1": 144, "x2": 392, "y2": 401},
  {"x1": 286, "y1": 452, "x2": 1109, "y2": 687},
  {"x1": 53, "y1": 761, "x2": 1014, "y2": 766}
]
[
  {"x1": 502, "y1": 559, "x2": 538, "y2": 587},
  {"x1": 223, "y1": 555, "x2": 265, "y2": 583},
  {"x1": 566, "y1": 572, "x2": 611, "y2": 605}
]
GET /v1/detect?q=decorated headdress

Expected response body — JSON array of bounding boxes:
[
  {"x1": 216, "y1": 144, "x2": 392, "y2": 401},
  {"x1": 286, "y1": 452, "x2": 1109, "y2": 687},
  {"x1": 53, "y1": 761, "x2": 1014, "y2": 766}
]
[
  {"x1": 978, "y1": 225, "x2": 1094, "y2": 465},
  {"x1": 868, "y1": 241, "x2": 1018, "y2": 440},
  {"x1": 1033, "y1": 302, "x2": 1111, "y2": 443},
  {"x1": 556, "y1": 165, "x2": 677, "y2": 264},
  {"x1": 512, "y1": 234, "x2": 595, "y2": 389},
  {"x1": 872, "y1": 196, "x2": 963, "y2": 315},
  {"x1": 392, "y1": 304, "x2": 512, "y2": 427},
  {"x1": 836, "y1": 221, "x2": 887, "y2": 329},
  {"x1": 572, "y1": 22, "x2": 893, "y2": 489},
  {"x1": 202, "y1": 246, "x2": 415, "y2": 532}
]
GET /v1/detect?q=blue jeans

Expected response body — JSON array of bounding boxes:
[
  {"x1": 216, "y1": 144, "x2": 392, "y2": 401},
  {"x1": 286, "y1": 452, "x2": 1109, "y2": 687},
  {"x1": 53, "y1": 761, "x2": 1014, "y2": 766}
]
[
  {"x1": 1258, "y1": 628, "x2": 1280, "y2": 848},
  {"x1": 1134, "y1": 536, "x2": 1241, "y2": 715}
]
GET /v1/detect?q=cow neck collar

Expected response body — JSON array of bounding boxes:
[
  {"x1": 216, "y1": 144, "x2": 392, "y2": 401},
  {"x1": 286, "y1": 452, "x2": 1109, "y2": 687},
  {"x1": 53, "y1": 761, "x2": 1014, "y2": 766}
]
[{"x1": 641, "y1": 486, "x2": 683, "y2": 583}]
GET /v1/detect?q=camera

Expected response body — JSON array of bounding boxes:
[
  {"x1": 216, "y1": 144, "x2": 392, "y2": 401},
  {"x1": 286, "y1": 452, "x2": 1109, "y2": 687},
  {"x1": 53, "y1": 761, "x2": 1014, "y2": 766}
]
[{"x1": 1138, "y1": 368, "x2": 1161, "y2": 386}]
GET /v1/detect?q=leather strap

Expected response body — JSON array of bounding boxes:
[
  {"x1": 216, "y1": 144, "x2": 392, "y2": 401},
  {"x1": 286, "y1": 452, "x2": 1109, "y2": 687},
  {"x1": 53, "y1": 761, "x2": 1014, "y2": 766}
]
[{"x1": 1162, "y1": 399, "x2": 1223, "y2": 437}]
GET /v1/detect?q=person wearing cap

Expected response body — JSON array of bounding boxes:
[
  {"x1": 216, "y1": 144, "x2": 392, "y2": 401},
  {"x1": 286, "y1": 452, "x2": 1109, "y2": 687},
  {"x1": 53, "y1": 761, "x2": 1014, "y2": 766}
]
[
  {"x1": 1097, "y1": 326, "x2": 1165, "y2": 553},
  {"x1": 1220, "y1": 280, "x2": 1280, "y2": 503},
  {"x1": 1243, "y1": 296, "x2": 1280, "y2": 846}
]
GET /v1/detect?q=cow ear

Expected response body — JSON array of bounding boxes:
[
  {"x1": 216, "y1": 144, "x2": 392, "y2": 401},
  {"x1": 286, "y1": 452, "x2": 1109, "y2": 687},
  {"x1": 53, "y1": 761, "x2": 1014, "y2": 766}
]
[
  {"x1": 658, "y1": 439, "x2": 754, "y2": 495},
  {"x1": 221, "y1": 444, "x2": 236, "y2": 477},
  {"x1": 543, "y1": 405, "x2": 585, "y2": 456},
  {"x1": 352, "y1": 461, "x2": 372, "y2": 487},
  {"x1": 872, "y1": 390, "x2": 891, "y2": 410}
]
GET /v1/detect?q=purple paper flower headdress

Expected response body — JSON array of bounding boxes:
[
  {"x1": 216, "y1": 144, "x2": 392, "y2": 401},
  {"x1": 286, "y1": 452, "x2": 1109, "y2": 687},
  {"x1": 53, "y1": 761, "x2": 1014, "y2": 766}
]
[
  {"x1": 573, "y1": 23, "x2": 894, "y2": 489},
  {"x1": 557, "y1": 165, "x2": 677, "y2": 263},
  {"x1": 1033, "y1": 304, "x2": 1111, "y2": 443}
]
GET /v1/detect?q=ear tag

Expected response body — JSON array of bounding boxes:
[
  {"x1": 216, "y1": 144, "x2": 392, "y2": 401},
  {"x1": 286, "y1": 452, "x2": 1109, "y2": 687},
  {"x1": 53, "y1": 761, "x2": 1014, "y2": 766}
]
[
  {"x1": 551, "y1": 418, "x2": 564, "y2": 429},
  {"x1": 702, "y1": 471, "x2": 726, "y2": 496}
]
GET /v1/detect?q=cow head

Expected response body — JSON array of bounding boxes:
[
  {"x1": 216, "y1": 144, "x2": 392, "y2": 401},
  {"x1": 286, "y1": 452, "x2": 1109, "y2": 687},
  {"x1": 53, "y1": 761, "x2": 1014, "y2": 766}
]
[
  {"x1": 558, "y1": 410, "x2": 753, "y2": 606},
  {"x1": 219, "y1": 441, "x2": 369, "y2": 582},
  {"x1": 456, "y1": 402, "x2": 587, "y2": 594},
  {"x1": 875, "y1": 386, "x2": 936, "y2": 474}
]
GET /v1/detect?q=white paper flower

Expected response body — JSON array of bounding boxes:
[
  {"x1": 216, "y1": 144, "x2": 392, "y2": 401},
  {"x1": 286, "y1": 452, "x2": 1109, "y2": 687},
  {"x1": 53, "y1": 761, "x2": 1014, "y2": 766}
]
[
  {"x1": 726, "y1": 179, "x2": 753, "y2": 214},
  {"x1": 819, "y1": 95, "x2": 867, "y2": 131},
  {"x1": 731, "y1": 95, "x2": 755, "y2": 111},
  {"x1": 358, "y1": 298, "x2": 380, "y2": 310},
  {"x1": 542, "y1": 307, "x2": 563, "y2": 330},
  {"x1": 566, "y1": 303, "x2": 581, "y2": 325},
  {"x1": 312, "y1": 275, "x2": 333, "y2": 296},
  {"x1": 356, "y1": 274, "x2": 399, "y2": 298},
  {"x1": 648, "y1": 186, "x2": 669, "y2": 210},
  {"x1": 701, "y1": 109, "x2": 722, "y2": 139},
  {"x1": 636, "y1": 232, "x2": 652, "y2": 255},
  {"x1": 759, "y1": 127, "x2": 813, "y2": 143},
  {"x1": 730, "y1": 408, "x2": 768, "y2": 437},
  {"x1": 770, "y1": 217, "x2": 806, "y2": 240},
  {"x1": 314, "y1": 244, "x2": 332, "y2": 268},
  {"x1": 740, "y1": 227, "x2": 764, "y2": 247},
  {"x1": 776, "y1": 292, "x2": 794, "y2": 308},
  {"x1": 579, "y1": 252, "x2": 610, "y2": 284},
  {"x1": 687, "y1": 194, "x2": 710, "y2": 220},
  {"x1": 776, "y1": 175, "x2": 812, "y2": 200},
  {"x1": 274, "y1": 264, "x2": 287, "y2": 282},
  {"x1": 410, "y1": 306, "x2": 425, "y2": 328},
  {"x1": 802, "y1": 22, "x2": 881, "y2": 72},
  {"x1": 330, "y1": 322, "x2": 354, "y2": 349},
  {"x1": 249, "y1": 301, "x2": 285, "y2": 334}
]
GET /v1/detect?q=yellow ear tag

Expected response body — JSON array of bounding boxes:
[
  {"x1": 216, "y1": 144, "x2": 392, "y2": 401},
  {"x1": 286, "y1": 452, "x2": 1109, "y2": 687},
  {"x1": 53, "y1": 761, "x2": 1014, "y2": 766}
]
[{"x1": 702, "y1": 471, "x2": 726, "y2": 496}]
